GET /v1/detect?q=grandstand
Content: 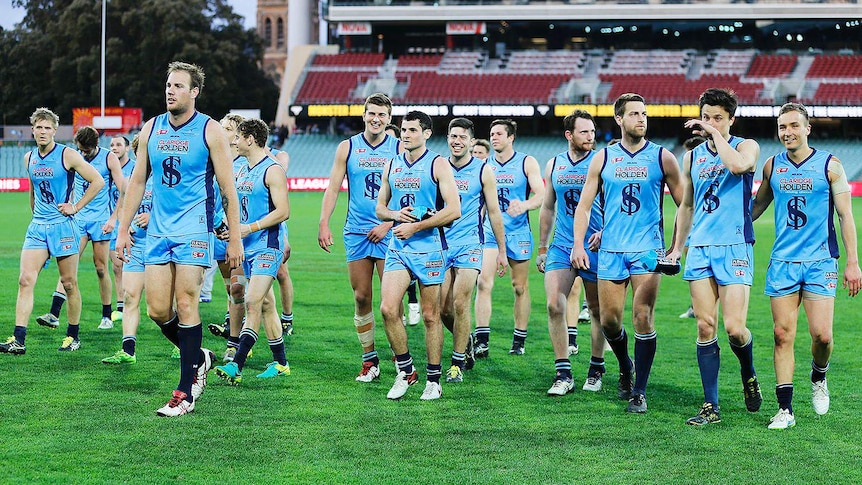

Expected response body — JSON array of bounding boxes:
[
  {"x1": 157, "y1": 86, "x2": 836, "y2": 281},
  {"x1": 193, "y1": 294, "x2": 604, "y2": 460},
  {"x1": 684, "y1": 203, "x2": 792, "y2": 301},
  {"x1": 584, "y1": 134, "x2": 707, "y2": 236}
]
[{"x1": 291, "y1": 49, "x2": 862, "y2": 106}]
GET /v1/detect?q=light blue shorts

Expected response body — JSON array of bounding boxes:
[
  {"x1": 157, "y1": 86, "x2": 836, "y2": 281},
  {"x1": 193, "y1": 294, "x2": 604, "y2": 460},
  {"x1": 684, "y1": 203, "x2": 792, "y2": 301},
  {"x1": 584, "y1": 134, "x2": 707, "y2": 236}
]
[
  {"x1": 485, "y1": 231, "x2": 533, "y2": 262},
  {"x1": 243, "y1": 248, "x2": 284, "y2": 280},
  {"x1": 213, "y1": 238, "x2": 227, "y2": 262},
  {"x1": 145, "y1": 232, "x2": 213, "y2": 268},
  {"x1": 684, "y1": 243, "x2": 753, "y2": 286},
  {"x1": 445, "y1": 243, "x2": 483, "y2": 271},
  {"x1": 384, "y1": 249, "x2": 446, "y2": 286},
  {"x1": 598, "y1": 249, "x2": 659, "y2": 281},
  {"x1": 765, "y1": 258, "x2": 838, "y2": 298},
  {"x1": 23, "y1": 219, "x2": 80, "y2": 258},
  {"x1": 344, "y1": 232, "x2": 390, "y2": 263},
  {"x1": 547, "y1": 244, "x2": 598, "y2": 283},
  {"x1": 109, "y1": 227, "x2": 119, "y2": 251},
  {"x1": 123, "y1": 243, "x2": 145, "y2": 273},
  {"x1": 76, "y1": 218, "x2": 112, "y2": 242}
]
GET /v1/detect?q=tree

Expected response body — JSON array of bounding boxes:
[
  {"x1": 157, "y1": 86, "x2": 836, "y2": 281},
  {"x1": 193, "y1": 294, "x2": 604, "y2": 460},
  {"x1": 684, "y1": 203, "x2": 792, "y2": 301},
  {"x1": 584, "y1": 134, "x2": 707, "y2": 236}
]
[{"x1": 1, "y1": 0, "x2": 278, "y2": 126}]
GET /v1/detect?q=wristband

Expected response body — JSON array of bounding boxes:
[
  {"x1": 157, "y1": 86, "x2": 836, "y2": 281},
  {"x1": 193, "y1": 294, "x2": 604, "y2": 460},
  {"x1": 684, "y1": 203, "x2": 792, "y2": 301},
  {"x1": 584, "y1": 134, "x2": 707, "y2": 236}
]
[
  {"x1": 71, "y1": 203, "x2": 78, "y2": 214},
  {"x1": 252, "y1": 221, "x2": 261, "y2": 232},
  {"x1": 537, "y1": 247, "x2": 548, "y2": 255}
]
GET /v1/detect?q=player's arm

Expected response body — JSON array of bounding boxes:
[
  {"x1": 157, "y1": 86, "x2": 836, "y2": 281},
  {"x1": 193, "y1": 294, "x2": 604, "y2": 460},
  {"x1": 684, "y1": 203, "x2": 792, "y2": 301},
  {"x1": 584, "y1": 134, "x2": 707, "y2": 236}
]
[
  {"x1": 103, "y1": 151, "x2": 126, "y2": 233},
  {"x1": 660, "y1": 147, "x2": 684, "y2": 252},
  {"x1": 24, "y1": 152, "x2": 34, "y2": 212},
  {"x1": 243, "y1": 164, "x2": 289, "y2": 238},
  {"x1": 667, "y1": 151, "x2": 695, "y2": 263},
  {"x1": 268, "y1": 147, "x2": 290, "y2": 173},
  {"x1": 420, "y1": 156, "x2": 462, "y2": 228},
  {"x1": 481, "y1": 163, "x2": 508, "y2": 276},
  {"x1": 537, "y1": 159, "x2": 556, "y2": 273},
  {"x1": 318, "y1": 140, "x2": 349, "y2": 252},
  {"x1": 375, "y1": 160, "x2": 407, "y2": 223},
  {"x1": 684, "y1": 119, "x2": 758, "y2": 174},
  {"x1": 61, "y1": 148, "x2": 104, "y2": 216},
  {"x1": 751, "y1": 156, "x2": 775, "y2": 221},
  {"x1": 508, "y1": 155, "x2": 545, "y2": 216},
  {"x1": 207, "y1": 119, "x2": 243, "y2": 268},
  {"x1": 828, "y1": 157, "x2": 861, "y2": 296},
  {"x1": 571, "y1": 149, "x2": 603, "y2": 269}
]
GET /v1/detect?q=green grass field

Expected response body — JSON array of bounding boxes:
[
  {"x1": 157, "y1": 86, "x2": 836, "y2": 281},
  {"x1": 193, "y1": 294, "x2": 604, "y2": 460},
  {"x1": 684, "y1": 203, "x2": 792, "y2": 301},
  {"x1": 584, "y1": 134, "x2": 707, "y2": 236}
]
[{"x1": 0, "y1": 191, "x2": 860, "y2": 484}]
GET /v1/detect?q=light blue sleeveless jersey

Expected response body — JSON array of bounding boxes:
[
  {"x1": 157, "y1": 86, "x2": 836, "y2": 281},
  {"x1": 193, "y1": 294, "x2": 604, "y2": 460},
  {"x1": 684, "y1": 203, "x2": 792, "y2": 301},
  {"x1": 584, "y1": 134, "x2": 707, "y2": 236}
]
[
  {"x1": 131, "y1": 177, "x2": 154, "y2": 240},
  {"x1": 599, "y1": 141, "x2": 666, "y2": 252},
  {"x1": 445, "y1": 157, "x2": 485, "y2": 246},
  {"x1": 236, "y1": 156, "x2": 285, "y2": 253},
  {"x1": 147, "y1": 111, "x2": 214, "y2": 236},
  {"x1": 74, "y1": 147, "x2": 112, "y2": 222},
  {"x1": 551, "y1": 150, "x2": 603, "y2": 248},
  {"x1": 344, "y1": 133, "x2": 400, "y2": 235},
  {"x1": 387, "y1": 149, "x2": 444, "y2": 253},
  {"x1": 483, "y1": 152, "x2": 532, "y2": 237},
  {"x1": 109, "y1": 159, "x2": 134, "y2": 214},
  {"x1": 28, "y1": 144, "x2": 74, "y2": 224},
  {"x1": 688, "y1": 137, "x2": 754, "y2": 246},
  {"x1": 769, "y1": 148, "x2": 838, "y2": 261}
]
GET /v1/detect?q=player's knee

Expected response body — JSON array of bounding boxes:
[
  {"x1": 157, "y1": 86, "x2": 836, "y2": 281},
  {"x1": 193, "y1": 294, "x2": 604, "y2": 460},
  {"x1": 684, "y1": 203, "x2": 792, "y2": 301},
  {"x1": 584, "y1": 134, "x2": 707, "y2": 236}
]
[
  {"x1": 546, "y1": 298, "x2": 566, "y2": 320},
  {"x1": 59, "y1": 276, "x2": 77, "y2": 293},
  {"x1": 812, "y1": 330, "x2": 833, "y2": 348},
  {"x1": 696, "y1": 317, "x2": 717, "y2": 336},
  {"x1": 229, "y1": 275, "x2": 247, "y2": 304},
  {"x1": 453, "y1": 294, "x2": 471, "y2": 317},
  {"x1": 476, "y1": 275, "x2": 494, "y2": 294},
  {"x1": 354, "y1": 291, "x2": 372, "y2": 312},
  {"x1": 18, "y1": 271, "x2": 38, "y2": 289},
  {"x1": 380, "y1": 301, "x2": 400, "y2": 321},
  {"x1": 422, "y1": 308, "x2": 439, "y2": 327},
  {"x1": 512, "y1": 281, "x2": 528, "y2": 298},
  {"x1": 123, "y1": 290, "x2": 140, "y2": 307},
  {"x1": 773, "y1": 325, "x2": 795, "y2": 346}
]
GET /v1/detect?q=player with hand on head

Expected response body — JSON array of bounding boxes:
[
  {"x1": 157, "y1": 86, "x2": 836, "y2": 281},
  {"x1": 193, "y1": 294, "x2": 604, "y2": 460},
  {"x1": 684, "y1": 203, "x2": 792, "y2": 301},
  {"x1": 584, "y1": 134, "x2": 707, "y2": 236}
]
[
  {"x1": 1, "y1": 108, "x2": 105, "y2": 355},
  {"x1": 666, "y1": 88, "x2": 763, "y2": 425},
  {"x1": 752, "y1": 102, "x2": 861, "y2": 429}
]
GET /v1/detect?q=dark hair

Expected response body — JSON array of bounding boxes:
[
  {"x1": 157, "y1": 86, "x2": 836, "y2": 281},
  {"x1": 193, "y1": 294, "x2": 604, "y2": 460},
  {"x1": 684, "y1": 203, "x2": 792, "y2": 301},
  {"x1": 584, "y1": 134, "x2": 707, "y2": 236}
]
[
  {"x1": 779, "y1": 102, "x2": 810, "y2": 125},
  {"x1": 237, "y1": 118, "x2": 270, "y2": 147},
  {"x1": 384, "y1": 123, "x2": 399, "y2": 135},
  {"x1": 473, "y1": 139, "x2": 490, "y2": 152},
  {"x1": 448, "y1": 117, "x2": 474, "y2": 138},
  {"x1": 403, "y1": 110, "x2": 432, "y2": 132},
  {"x1": 563, "y1": 110, "x2": 595, "y2": 132},
  {"x1": 490, "y1": 119, "x2": 517, "y2": 137},
  {"x1": 614, "y1": 93, "x2": 645, "y2": 118},
  {"x1": 683, "y1": 136, "x2": 707, "y2": 151},
  {"x1": 73, "y1": 126, "x2": 99, "y2": 150},
  {"x1": 699, "y1": 88, "x2": 738, "y2": 117},
  {"x1": 111, "y1": 135, "x2": 130, "y2": 146},
  {"x1": 365, "y1": 93, "x2": 392, "y2": 115},
  {"x1": 167, "y1": 61, "x2": 205, "y2": 91}
]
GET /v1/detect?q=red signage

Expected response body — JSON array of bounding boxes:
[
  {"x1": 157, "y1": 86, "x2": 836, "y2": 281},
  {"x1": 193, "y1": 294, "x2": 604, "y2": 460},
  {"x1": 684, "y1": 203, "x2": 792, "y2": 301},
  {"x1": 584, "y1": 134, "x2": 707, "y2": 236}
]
[
  {"x1": 337, "y1": 22, "x2": 372, "y2": 36},
  {"x1": 446, "y1": 22, "x2": 486, "y2": 35},
  {"x1": 72, "y1": 107, "x2": 143, "y2": 135}
]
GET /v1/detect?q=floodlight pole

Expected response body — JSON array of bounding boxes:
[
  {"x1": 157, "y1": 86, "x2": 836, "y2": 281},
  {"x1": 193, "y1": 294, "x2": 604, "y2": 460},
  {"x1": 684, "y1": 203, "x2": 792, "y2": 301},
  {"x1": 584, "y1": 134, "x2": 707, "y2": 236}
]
[{"x1": 101, "y1": 0, "x2": 106, "y2": 117}]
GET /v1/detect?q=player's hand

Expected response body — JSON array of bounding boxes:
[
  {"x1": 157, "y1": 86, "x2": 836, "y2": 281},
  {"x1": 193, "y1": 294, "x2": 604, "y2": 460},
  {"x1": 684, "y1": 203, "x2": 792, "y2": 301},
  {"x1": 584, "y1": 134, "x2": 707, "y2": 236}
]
[
  {"x1": 394, "y1": 207, "x2": 420, "y2": 223},
  {"x1": 366, "y1": 221, "x2": 393, "y2": 243},
  {"x1": 496, "y1": 252, "x2": 509, "y2": 277},
  {"x1": 665, "y1": 248, "x2": 682, "y2": 265},
  {"x1": 536, "y1": 252, "x2": 547, "y2": 273},
  {"x1": 133, "y1": 213, "x2": 150, "y2": 229},
  {"x1": 684, "y1": 119, "x2": 720, "y2": 139},
  {"x1": 587, "y1": 231, "x2": 602, "y2": 252},
  {"x1": 506, "y1": 199, "x2": 526, "y2": 217},
  {"x1": 57, "y1": 202, "x2": 77, "y2": 217},
  {"x1": 114, "y1": 232, "x2": 132, "y2": 263},
  {"x1": 226, "y1": 239, "x2": 244, "y2": 269},
  {"x1": 102, "y1": 218, "x2": 116, "y2": 234},
  {"x1": 844, "y1": 262, "x2": 862, "y2": 297},
  {"x1": 570, "y1": 246, "x2": 589, "y2": 270},
  {"x1": 318, "y1": 223, "x2": 334, "y2": 253},
  {"x1": 393, "y1": 222, "x2": 418, "y2": 240}
]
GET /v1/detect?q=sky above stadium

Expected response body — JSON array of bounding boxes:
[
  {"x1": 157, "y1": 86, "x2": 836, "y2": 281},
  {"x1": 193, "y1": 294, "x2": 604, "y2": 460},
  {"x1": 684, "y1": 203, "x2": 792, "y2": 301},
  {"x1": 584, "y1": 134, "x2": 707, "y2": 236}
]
[{"x1": 0, "y1": 1, "x2": 256, "y2": 30}]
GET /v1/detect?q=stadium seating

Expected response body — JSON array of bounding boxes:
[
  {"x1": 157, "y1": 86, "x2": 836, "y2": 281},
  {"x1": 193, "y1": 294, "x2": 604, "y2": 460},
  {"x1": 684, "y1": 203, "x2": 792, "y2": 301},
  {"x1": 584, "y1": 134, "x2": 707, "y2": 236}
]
[
  {"x1": 806, "y1": 54, "x2": 862, "y2": 78},
  {"x1": 600, "y1": 73, "x2": 764, "y2": 104},
  {"x1": 702, "y1": 50, "x2": 756, "y2": 76},
  {"x1": 398, "y1": 72, "x2": 568, "y2": 104},
  {"x1": 311, "y1": 53, "x2": 385, "y2": 67},
  {"x1": 746, "y1": 54, "x2": 797, "y2": 78}
]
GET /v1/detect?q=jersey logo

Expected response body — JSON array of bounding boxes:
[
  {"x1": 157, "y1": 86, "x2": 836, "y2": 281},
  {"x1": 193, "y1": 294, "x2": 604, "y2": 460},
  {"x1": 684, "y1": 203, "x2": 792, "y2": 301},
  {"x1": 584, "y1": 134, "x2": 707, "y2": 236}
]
[
  {"x1": 702, "y1": 180, "x2": 720, "y2": 214},
  {"x1": 611, "y1": 157, "x2": 624, "y2": 164},
  {"x1": 498, "y1": 187, "x2": 510, "y2": 212},
  {"x1": 364, "y1": 172, "x2": 381, "y2": 199},
  {"x1": 161, "y1": 156, "x2": 182, "y2": 187},
  {"x1": 786, "y1": 196, "x2": 807, "y2": 229},
  {"x1": 620, "y1": 183, "x2": 641, "y2": 215},
  {"x1": 156, "y1": 129, "x2": 168, "y2": 135},
  {"x1": 38, "y1": 180, "x2": 55, "y2": 204},
  {"x1": 399, "y1": 193, "x2": 415, "y2": 209},
  {"x1": 777, "y1": 167, "x2": 788, "y2": 173},
  {"x1": 240, "y1": 195, "x2": 249, "y2": 222},
  {"x1": 564, "y1": 188, "x2": 580, "y2": 217},
  {"x1": 356, "y1": 148, "x2": 366, "y2": 153}
]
